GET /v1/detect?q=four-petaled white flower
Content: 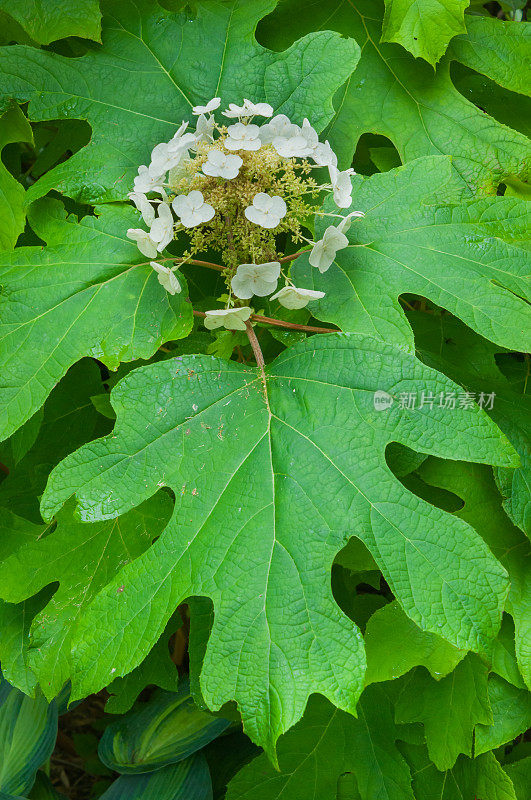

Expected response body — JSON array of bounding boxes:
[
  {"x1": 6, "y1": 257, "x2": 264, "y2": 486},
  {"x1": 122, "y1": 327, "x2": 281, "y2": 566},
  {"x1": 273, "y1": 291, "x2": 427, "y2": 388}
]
[
  {"x1": 225, "y1": 122, "x2": 261, "y2": 151},
  {"x1": 329, "y1": 165, "x2": 355, "y2": 209},
  {"x1": 202, "y1": 149, "x2": 243, "y2": 180},
  {"x1": 128, "y1": 191, "x2": 155, "y2": 225},
  {"x1": 244, "y1": 193, "x2": 287, "y2": 229},
  {"x1": 149, "y1": 202, "x2": 174, "y2": 252},
  {"x1": 150, "y1": 262, "x2": 181, "y2": 295},
  {"x1": 309, "y1": 225, "x2": 349, "y2": 273},
  {"x1": 150, "y1": 128, "x2": 198, "y2": 176},
  {"x1": 133, "y1": 165, "x2": 166, "y2": 195},
  {"x1": 223, "y1": 99, "x2": 273, "y2": 119},
  {"x1": 337, "y1": 210, "x2": 365, "y2": 234},
  {"x1": 126, "y1": 228, "x2": 159, "y2": 258},
  {"x1": 231, "y1": 261, "x2": 281, "y2": 299},
  {"x1": 312, "y1": 140, "x2": 337, "y2": 168},
  {"x1": 270, "y1": 286, "x2": 325, "y2": 310},
  {"x1": 259, "y1": 114, "x2": 299, "y2": 144},
  {"x1": 272, "y1": 118, "x2": 318, "y2": 158},
  {"x1": 192, "y1": 97, "x2": 221, "y2": 115},
  {"x1": 204, "y1": 307, "x2": 253, "y2": 331},
  {"x1": 172, "y1": 190, "x2": 215, "y2": 227}
]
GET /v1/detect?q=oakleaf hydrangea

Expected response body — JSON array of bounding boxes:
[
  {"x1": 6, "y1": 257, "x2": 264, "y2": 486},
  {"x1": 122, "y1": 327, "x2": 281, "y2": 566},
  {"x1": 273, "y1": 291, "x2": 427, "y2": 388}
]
[{"x1": 127, "y1": 98, "x2": 364, "y2": 330}]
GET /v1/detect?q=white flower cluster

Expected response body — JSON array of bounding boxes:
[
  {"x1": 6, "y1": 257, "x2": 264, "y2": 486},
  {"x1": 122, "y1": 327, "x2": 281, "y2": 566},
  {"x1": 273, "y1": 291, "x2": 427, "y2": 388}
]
[{"x1": 126, "y1": 98, "x2": 364, "y2": 328}]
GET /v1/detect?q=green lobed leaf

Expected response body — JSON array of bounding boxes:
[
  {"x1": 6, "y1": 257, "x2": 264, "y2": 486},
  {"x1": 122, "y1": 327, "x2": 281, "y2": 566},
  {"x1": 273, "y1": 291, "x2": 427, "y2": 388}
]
[
  {"x1": 0, "y1": 0, "x2": 360, "y2": 204},
  {"x1": 0, "y1": 198, "x2": 192, "y2": 442},
  {"x1": 105, "y1": 615, "x2": 181, "y2": 714},
  {"x1": 403, "y1": 743, "x2": 518, "y2": 800},
  {"x1": 474, "y1": 674, "x2": 531, "y2": 755},
  {"x1": 489, "y1": 615, "x2": 527, "y2": 689},
  {"x1": 99, "y1": 753, "x2": 213, "y2": 800},
  {"x1": 0, "y1": 494, "x2": 173, "y2": 699},
  {"x1": 226, "y1": 688, "x2": 414, "y2": 800},
  {"x1": 292, "y1": 157, "x2": 531, "y2": 352},
  {"x1": 381, "y1": 0, "x2": 469, "y2": 65},
  {"x1": 451, "y1": 63, "x2": 531, "y2": 139},
  {"x1": 0, "y1": 359, "x2": 106, "y2": 522},
  {"x1": 39, "y1": 335, "x2": 516, "y2": 754},
  {"x1": 417, "y1": 457, "x2": 531, "y2": 688},
  {"x1": 258, "y1": 0, "x2": 531, "y2": 194},
  {"x1": 0, "y1": 677, "x2": 58, "y2": 796},
  {"x1": 448, "y1": 16, "x2": 531, "y2": 97},
  {"x1": 0, "y1": 104, "x2": 32, "y2": 251},
  {"x1": 0, "y1": 0, "x2": 101, "y2": 45},
  {"x1": 408, "y1": 308, "x2": 531, "y2": 535},
  {"x1": 99, "y1": 681, "x2": 231, "y2": 774},
  {"x1": 363, "y1": 601, "x2": 466, "y2": 685},
  {"x1": 504, "y1": 757, "x2": 531, "y2": 800},
  {"x1": 395, "y1": 655, "x2": 492, "y2": 770}
]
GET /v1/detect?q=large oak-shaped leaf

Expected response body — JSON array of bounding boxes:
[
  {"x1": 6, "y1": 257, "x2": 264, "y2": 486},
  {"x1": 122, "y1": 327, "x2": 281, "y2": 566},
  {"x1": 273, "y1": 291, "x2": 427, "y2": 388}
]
[
  {"x1": 0, "y1": 0, "x2": 360, "y2": 204},
  {"x1": 0, "y1": 495, "x2": 173, "y2": 698},
  {"x1": 292, "y1": 157, "x2": 531, "y2": 352},
  {"x1": 258, "y1": 0, "x2": 530, "y2": 194},
  {"x1": 0, "y1": 198, "x2": 192, "y2": 441},
  {"x1": 40, "y1": 335, "x2": 515, "y2": 754}
]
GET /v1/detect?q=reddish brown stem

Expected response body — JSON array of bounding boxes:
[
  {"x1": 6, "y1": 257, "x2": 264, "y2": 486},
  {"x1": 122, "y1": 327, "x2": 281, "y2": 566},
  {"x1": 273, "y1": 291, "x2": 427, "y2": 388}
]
[
  {"x1": 138, "y1": 257, "x2": 224, "y2": 272},
  {"x1": 251, "y1": 314, "x2": 337, "y2": 333},
  {"x1": 245, "y1": 321, "x2": 265, "y2": 370},
  {"x1": 192, "y1": 309, "x2": 337, "y2": 334},
  {"x1": 278, "y1": 249, "x2": 312, "y2": 264}
]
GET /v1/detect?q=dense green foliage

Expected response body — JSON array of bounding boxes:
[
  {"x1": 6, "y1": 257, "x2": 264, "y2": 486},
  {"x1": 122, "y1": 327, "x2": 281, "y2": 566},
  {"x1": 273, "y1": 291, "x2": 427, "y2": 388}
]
[{"x1": 0, "y1": 1, "x2": 529, "y2": 797}]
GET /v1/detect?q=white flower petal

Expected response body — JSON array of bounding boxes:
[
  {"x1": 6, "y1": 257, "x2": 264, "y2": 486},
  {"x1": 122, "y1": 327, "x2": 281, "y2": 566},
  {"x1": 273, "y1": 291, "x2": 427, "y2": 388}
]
[
  {"x1": 202, "y1": 149, "x2": 242, "y2": 179},
  {"x1": 192, "y1": 97, "x2": 221, "y2": 115},
  {"x1": 128, "y1": 192, "x2": 155, "y2": 226},
  {"x1": 172, "y1": 190, "x2": 215, "y2": 227},
  {"x1": 126, "y1": 228, "x2": 158, "y2": 258},
  {"x1": 204, "y1": 307, "x2": 252, "y2": 331},
  {"x1": 150, "y1": 262, "x2": 181, "y2": 295},
  {"x1": 270, "y1": 286, "x2": 325, "y2": 310},
  {"x1": 230, "y1": 262, "x2": 280, "y2": 299},
  {"x1": 308, "y1": 225, "x2": 349, "y2": 272},
  {"x1": 337, "y1": 210, "x2": 365, "y2": 234}
]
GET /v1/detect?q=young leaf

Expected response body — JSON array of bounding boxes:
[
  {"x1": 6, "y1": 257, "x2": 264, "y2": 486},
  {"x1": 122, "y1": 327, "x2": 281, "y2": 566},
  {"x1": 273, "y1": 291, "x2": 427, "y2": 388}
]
[
  {"x1": 0, "y1": 495, "x2": 173, "y2": 699},
  {"x1": 403, "y1": 743, "x2": 518, "y2": 800},
  {"x1": 381, "y1": 0, "x2": 469, "y2": 65},
  {"x1": 258, "y1": 0, "x2": 531, "y2": 193},
  {"x1": 364, "y1": 601, "x2": 466, "y2": 685},
  {"x1": 0, "y1": 0, "x2": 360, "y2": 204},
  {"x1": 504, "y1": 757, "x2": 531, "y2": 800},
  {"x1": 0, "y1": 104, "x2": 32, "y2": 251},
  {"x1": 395, "y1": 655, "x2": 492, "y2": 770},
  {"x1": 40, "y1": 335, "x2": 515, "y2": 754},
  {"x1": 105, "y1": 616, "x2": 181, "y2": 714},
  {"x1": 474, "y1": 675, "x2": 531, "y2": 755},
  {"x1": 0, "y1": 0, "x2": 101, "y2": 45},
  {"x1": 0, "y1": 198, "x2": 192, "y2": 441},
  {"x1": 293, "y1": 157, "x2": 531, "y2": 352},
  {"x1": 226, "y1": 688, "x2": 414, "y2": 800}
]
